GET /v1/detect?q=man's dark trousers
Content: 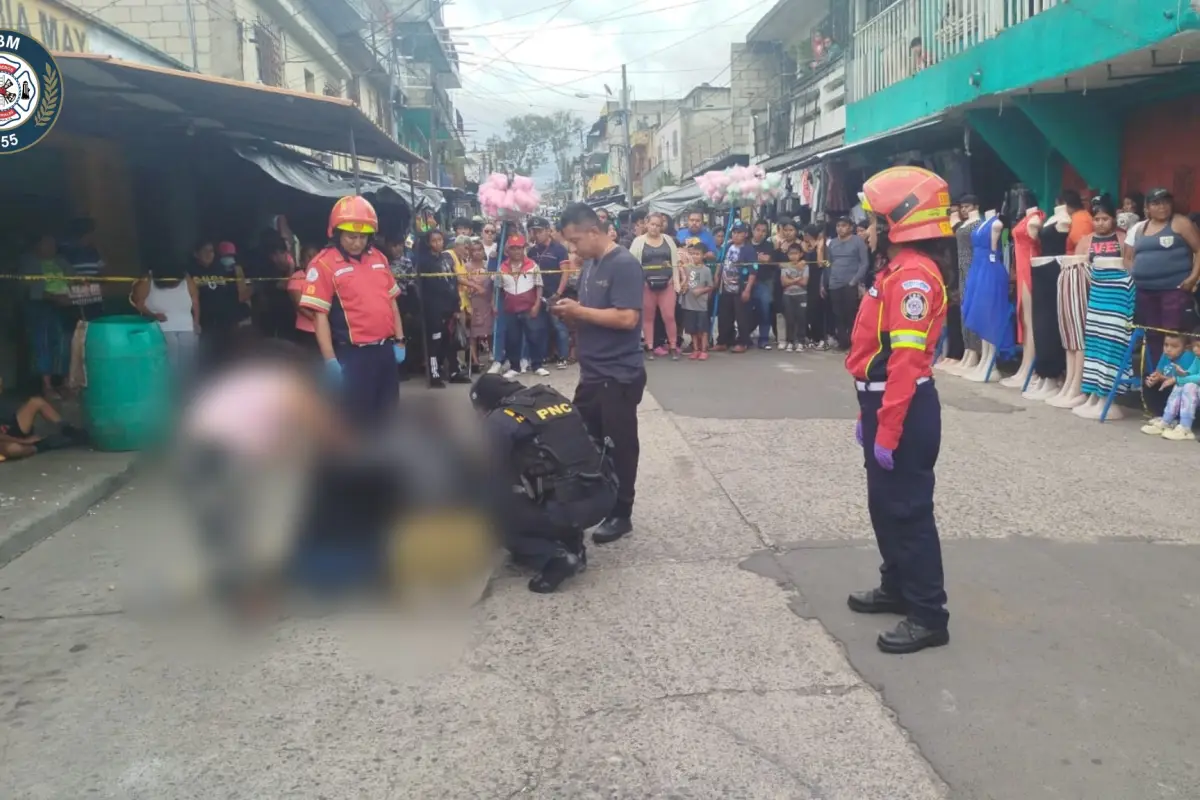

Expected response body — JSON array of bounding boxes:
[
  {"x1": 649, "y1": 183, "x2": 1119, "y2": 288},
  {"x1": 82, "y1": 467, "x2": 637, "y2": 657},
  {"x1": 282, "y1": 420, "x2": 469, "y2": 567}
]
[
  {"x1": 857, "y1": 381, "x2": 948, "y2": 631},
  {"x1": 573, "y1": 370, "x2": 646, "y2": 518},
  {"x1": 335, "y1": 341, "x2": 399, "y2": 428}
]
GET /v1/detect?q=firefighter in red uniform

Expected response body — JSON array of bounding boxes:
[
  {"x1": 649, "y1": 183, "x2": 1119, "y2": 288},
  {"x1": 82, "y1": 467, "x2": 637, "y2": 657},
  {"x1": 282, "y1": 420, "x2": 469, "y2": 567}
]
[
  {"x1": 301, "y1": 195, "x2": 406, "y2": 427},
  {"x1": 843, "y1": 166, "x2": 955, "y2": 655}
]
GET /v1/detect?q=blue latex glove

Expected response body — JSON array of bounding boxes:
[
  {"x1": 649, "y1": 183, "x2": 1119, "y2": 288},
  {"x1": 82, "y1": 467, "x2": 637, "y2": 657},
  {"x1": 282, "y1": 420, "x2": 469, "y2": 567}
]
[
  {"x1": 855, "y1": 419, "x2": 863, "y2": 447},
  {"x1": 324, "y1": 358, "x2": 342, "y2": 385},
  {"x1": 393, "y1": 343, "x2": 407, "y2": 364},
  {"x1": 873, "y1": 443, "x2": 894, "y2": 471}
]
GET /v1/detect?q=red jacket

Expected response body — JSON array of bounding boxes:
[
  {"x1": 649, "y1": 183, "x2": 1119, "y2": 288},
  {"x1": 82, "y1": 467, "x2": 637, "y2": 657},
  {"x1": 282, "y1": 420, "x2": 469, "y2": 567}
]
[{"x1": 844, "y1": 249, "x2": 947, "y2": 451}]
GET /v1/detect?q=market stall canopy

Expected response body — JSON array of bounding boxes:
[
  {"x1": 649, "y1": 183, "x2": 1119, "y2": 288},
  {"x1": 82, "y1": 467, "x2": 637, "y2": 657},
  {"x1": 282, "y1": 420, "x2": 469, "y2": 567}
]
[
  {"x1": 235, "y1": 146, "x2": 443, "y2": 210},
  {"x1": 54, "y1": 53, "x2": 422, "y2": 163},
  {"x1": 644, "y1": 183, "x2": 704, "y2": 217}
]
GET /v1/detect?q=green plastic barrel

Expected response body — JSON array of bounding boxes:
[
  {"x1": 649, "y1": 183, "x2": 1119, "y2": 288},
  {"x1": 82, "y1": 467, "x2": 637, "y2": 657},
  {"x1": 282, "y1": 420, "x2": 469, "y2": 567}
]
[{"x1": 83, "y1": 316, "x2": 173, "y2": 452}]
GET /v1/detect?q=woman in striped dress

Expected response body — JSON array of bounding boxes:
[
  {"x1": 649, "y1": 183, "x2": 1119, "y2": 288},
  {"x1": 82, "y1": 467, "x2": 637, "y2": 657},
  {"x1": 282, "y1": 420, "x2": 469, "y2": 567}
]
[{"x1": 1074, "y1": 196, "x2": 1136, "y2": 419}]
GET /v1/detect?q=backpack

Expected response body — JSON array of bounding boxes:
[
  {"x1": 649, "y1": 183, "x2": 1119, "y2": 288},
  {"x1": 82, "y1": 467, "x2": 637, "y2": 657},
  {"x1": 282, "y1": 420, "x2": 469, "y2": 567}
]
[{"x1": 496, "y1": 384, "x2": 617, "y2": 530}]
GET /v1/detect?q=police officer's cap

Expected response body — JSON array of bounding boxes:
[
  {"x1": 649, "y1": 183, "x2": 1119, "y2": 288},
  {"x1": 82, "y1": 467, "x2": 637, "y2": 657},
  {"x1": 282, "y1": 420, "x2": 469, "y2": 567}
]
[
  {"x1": 528, "y1": 216, "x2": 551, "y2": 230},
  {"x1": 470, "y1": 374, "x2": 523, "y2": 410}
]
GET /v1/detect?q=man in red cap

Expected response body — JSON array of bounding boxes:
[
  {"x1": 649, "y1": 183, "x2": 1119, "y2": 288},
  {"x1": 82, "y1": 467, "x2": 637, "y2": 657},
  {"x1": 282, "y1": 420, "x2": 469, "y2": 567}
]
[{"x1": 496, "y1": 232, "x2": 549, "y2": 378}]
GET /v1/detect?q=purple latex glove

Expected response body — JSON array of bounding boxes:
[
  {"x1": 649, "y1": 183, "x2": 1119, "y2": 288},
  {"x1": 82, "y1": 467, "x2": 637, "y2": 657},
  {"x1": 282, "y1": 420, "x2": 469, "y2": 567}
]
[
  {"x1": 855, "y1": 419, "x2": 863, "y2": 446},
  {"x1": 873, "y1": 443, "x2": 895, "y2": 471}
]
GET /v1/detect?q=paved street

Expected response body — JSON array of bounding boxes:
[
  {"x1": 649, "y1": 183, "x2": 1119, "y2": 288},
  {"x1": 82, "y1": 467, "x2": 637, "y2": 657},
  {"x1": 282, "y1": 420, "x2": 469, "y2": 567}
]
[{"x1": 3, "y1": 352, "x2": 1199, "y2": 799}]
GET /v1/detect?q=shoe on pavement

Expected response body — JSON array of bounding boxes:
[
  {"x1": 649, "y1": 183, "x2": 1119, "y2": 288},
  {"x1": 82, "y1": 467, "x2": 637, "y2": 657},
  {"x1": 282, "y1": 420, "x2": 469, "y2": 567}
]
[
  {"x1": 534, "y1": 367, "x2": 551, "y2": 377},
  {"x1": 592, "y1": 516, "x2": 632, "y2": 544},
  {"x1": 732, "y1": 345, "x2": 747, "y2": 353},
  {"x1": 448, "y1": 373, "x2": 472, "y2": 384},
  {"x1": 670, "y1": 350, "x2": 681, "y2": 361},
  {"x1": 847, "y1": 587, "x2": 907, "y2": 614},
  {"x1": 1140, "y1": 418, "x2": 1166, "y2": 435},
  {"x1": 503, "y1": 369, "x2": 520, "y2": 379},
  {"x1": 556, "y1": 359, "x2": 569, "y2": 370},
  {"x1": 876, "y1": 618, "x2": 950, "y2": 654},
  {"x1": 761, "y1": 343, "x2": 772, "y2": 351},
  {"x1": 528, "y1": 551, "x2": 583, "y2": 593},
  {"x1": 487, "y1": 362, "x2": 504, "y2": 375},
  {"x1": 697, "y1": 351, "x2": 709, "y2": 361},
  {"x1": 653, "y1": 346, "x2": 668, "y2": 357},
  {"x1": 784, "y1": 343, "x2": 794, "y2": 352},
  {"x1": 1162, "y1": 424, "x2": 1196, "y2": 441},
  {"x1": 688, "y1": 351, "x2": 701, "y2": 360}
]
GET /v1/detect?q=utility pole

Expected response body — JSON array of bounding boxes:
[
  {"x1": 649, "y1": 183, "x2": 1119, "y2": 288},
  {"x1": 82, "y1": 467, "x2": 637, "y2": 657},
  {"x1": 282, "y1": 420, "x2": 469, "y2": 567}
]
[{"x1": 620, "y1": 64, "x2": 633, "y2": 204}]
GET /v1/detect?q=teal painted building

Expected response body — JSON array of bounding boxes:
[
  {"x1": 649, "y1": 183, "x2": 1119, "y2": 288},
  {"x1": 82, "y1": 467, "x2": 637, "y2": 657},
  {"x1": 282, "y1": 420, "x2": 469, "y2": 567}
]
[{"x1": 844, "y1": 0, "x2": 1200, "y2": 205}]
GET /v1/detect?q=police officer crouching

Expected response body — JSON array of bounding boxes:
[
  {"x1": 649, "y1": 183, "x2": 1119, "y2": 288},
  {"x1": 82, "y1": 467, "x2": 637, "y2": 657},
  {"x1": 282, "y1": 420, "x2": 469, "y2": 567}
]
[
  {"x1": 845, "y1": 166, "x2": 956, "y2": 655},
  {"x1": 470, "y1": 373, "x2": 617, "y2": 593}
]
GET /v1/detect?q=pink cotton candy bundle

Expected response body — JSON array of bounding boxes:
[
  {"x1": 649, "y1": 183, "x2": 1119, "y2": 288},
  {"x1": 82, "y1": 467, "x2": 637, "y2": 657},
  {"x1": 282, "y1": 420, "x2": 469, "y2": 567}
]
[
  {"x1": 478, "y1": 172, "x2": 541, "y2": 220},
  {"x1": 698, "y1": 166, "x2": 785, "y2": 207}
]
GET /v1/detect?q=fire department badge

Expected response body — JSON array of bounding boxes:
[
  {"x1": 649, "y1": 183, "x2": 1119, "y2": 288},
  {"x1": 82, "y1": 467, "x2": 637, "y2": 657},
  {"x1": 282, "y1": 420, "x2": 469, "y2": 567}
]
[
  {"x1": 0, "y1": 31, "x2": 62, "y2": 155},
  {"x1": 902, "y1": 291, "x2": 929, "y2": 321}
]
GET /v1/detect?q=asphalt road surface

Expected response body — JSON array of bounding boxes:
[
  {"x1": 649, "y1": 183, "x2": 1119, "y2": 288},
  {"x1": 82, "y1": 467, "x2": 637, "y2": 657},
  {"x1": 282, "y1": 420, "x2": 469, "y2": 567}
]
[{"x1": 2, "y1": 349, "x2": 1198, "y2": 799}]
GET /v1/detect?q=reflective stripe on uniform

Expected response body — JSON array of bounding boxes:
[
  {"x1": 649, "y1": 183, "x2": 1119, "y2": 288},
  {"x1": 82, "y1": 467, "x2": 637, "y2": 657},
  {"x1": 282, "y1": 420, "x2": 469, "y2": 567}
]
[{"x1": 889, "y1": 329, "x2": 928, "y2": 350}]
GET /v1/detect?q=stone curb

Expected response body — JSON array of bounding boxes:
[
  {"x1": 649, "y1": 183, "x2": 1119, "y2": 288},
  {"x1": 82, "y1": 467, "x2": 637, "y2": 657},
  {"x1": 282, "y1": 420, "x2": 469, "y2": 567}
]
[{"x1": 0, "y1": 456, "x2": 139, "y2": 569}]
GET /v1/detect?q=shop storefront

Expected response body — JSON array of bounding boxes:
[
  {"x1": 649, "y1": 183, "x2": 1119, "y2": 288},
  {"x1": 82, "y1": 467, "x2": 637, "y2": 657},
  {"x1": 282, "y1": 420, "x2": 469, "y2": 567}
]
[{"x1": 1, "y1": 51, "x2": 424, "y2": 389}]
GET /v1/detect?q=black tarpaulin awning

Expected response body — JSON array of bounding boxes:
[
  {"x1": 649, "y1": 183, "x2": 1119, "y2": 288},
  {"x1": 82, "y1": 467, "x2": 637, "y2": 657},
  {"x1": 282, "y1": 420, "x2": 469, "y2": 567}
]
[
  {"x1": 55, "y1": 53, "x2": 422, "y2": 163},
  {"x1": 234, "y1": 145, "x2": 444, "y2": 210}
]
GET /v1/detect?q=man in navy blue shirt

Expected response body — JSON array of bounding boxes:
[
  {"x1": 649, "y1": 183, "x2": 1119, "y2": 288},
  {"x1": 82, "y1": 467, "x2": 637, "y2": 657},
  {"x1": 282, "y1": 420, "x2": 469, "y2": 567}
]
[
  {"x1": 528, "y1": 216, "x2": 571, "y2": 368},
  {"x1": 675, "y1": 209, "x2": 717, "y2": 259}
]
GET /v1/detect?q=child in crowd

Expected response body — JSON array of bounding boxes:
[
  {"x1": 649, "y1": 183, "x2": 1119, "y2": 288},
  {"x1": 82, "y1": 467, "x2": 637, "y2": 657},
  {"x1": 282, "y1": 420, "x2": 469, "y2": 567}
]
[
  {"x1": 780, "y1": 242, "x2": 810, "y2": 352},
  {"x1": 0, "y1": 377, "x2": 87, "y2": 462},
  {"x1": 464, "y1": 239, "x2": 495, "y2": 372},
  {"x1": 1141, "y1": 332, "x2": 1198, "y2": 439},
  {"x1": 680, "y1": 240, "x2": 713, "y2": 360},
  {"x1": 1142, "y1": 332, "x2": 1200, "y2": 441}
]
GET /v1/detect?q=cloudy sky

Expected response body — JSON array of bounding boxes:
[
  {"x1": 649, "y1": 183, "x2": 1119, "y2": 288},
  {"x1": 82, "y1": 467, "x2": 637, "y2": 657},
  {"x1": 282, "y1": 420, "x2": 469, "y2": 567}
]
[{"x1": 444, "y1": 0, "x2": 775, "y2": 158}]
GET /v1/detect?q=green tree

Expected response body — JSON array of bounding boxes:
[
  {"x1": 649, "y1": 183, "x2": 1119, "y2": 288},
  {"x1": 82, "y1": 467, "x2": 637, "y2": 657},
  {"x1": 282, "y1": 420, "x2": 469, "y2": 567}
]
[{"x1": 486, "y1": 111, "x2": 584, "y2": 178}]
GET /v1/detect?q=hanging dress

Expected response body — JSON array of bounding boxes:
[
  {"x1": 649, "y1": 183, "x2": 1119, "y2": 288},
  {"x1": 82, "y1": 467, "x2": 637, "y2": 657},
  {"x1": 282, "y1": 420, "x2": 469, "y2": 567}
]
[
  {"x1": 955, "y1": 217, "x2": 983, "y2": 352},
  {"x1": 962, "y1": 215, "x2": 1012, "y2": 347},
  {"x1": 1056, "y1": 254, "x2": 1091, "y2": 351},
  {"x1": 1079, "y1": 235, "x2": 1135, "y2": 397},
  {"x1": 1011, "y1": 211, "x2": 1045, "y2": 344}
]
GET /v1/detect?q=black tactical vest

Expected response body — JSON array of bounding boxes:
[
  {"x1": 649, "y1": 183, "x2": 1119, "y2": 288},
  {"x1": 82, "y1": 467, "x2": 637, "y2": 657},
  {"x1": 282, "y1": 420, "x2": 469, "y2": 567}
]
[{"x1": 495, "y1": 384, "x2": 616, "y2": 529}]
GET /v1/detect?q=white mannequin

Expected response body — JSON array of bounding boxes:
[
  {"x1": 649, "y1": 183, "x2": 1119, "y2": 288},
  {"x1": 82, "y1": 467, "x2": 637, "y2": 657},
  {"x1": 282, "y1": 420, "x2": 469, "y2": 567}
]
[
  {"x1": 963, "y1": 210, "x2": 1002, "y2": 383},
  {"x1": 1022, "y1": 254, "x2": 1064, "y2": 400},
  {"x1": 1001, "y1": 206, "x2": 1042, "y2": 388},
  {"x1": 1073, "y1": 256, "x2": 1127, "y2": 420},
  {"x1": 942, "y1": 206, "x2": 982, "y2": 375}
]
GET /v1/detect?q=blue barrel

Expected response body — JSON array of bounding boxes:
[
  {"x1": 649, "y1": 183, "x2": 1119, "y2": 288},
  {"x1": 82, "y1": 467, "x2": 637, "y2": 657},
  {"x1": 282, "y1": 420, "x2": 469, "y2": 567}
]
[{"x1": 83, "y1": 316, "x2": 173, "y2": 452}]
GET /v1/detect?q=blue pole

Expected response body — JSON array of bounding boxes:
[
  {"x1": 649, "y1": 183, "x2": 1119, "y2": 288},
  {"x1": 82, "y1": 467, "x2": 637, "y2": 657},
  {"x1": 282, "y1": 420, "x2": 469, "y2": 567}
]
[{"x1": 491, "y1": 220, "x2": 509, "y2": 363}]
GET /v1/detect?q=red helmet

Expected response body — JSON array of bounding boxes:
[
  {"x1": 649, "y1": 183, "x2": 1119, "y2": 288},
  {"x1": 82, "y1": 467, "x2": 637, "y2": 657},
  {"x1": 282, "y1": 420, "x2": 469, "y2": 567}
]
[
  {"x1": 860, "y1": 166, "x2": 953, "y2": 244},
  {"x1": 327, "y1": 195, "x2": 378, "y2": 238}
]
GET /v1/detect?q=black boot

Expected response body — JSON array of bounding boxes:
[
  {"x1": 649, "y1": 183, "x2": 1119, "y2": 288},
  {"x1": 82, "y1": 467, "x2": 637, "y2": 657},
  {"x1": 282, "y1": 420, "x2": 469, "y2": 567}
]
[
  {"x1": 528, "y1": 551, "x2": 582, "y2": 593},
  {"x1": 847, "y1": 587, "x2": 906, "y2": 614},
  {"x1": 448, "y1": 373, "x2": 472, "y2": 385},
  {"x1": 592, "y1": 516, "x2": 632, "y2": 545},
  {"x1": 876, "y1": 618, "x2": 949, "y2": 654}
]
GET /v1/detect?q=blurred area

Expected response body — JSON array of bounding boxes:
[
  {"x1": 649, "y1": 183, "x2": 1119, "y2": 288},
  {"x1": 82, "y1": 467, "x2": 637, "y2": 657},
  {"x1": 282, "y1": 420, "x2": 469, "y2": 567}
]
[{"x1": 137, "y1": 344, "x2": 504, "y2": 635}]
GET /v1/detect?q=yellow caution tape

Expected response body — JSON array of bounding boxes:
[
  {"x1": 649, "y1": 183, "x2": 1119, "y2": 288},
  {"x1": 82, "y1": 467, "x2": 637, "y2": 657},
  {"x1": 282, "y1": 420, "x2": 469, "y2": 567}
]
[{"x1": 0, "y1": 260, "x2": 834, "y2": 284}]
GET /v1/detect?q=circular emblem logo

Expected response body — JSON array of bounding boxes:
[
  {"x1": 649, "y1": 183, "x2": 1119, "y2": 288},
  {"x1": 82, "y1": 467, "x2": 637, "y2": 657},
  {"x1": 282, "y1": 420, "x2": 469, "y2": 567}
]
[{"x1": 0, "y1": 31, "x2": 62, "y2": 155}]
